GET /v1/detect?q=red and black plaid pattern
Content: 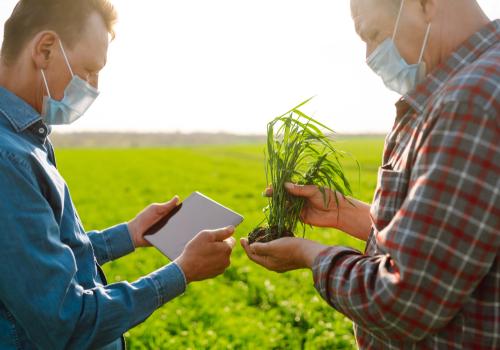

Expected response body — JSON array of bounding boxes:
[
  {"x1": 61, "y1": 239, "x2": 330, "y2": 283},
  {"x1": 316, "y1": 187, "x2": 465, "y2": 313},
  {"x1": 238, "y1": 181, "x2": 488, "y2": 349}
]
[{"x1": 313, "y1": 20, "x2": 500, "y2": 349}]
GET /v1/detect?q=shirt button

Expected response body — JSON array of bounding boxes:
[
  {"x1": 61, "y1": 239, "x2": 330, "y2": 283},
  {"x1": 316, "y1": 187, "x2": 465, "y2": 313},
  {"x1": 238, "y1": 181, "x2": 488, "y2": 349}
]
[{"x1": 38, "y1": 127, "x2": 45, "y2": 134}]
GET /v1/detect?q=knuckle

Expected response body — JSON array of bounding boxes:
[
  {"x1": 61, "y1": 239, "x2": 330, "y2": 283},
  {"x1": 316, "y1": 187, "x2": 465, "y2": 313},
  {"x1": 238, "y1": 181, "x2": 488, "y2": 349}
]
[{"x1": 198, "y1": 230, "x2": 210, "y2": 239}]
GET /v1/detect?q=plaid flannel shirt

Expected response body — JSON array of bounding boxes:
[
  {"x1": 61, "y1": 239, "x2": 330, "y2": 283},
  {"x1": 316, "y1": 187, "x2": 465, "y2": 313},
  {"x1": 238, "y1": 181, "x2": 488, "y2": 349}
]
[{"x1": 312, "y1": 20, "x2": 500, "y2": 349}]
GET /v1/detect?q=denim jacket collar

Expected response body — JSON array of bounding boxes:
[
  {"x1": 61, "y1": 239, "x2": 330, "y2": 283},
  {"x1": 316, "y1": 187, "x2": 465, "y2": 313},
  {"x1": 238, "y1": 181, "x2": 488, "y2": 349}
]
[{"x1": 0, "y1": 86, "x2": 51, "y2": 141}]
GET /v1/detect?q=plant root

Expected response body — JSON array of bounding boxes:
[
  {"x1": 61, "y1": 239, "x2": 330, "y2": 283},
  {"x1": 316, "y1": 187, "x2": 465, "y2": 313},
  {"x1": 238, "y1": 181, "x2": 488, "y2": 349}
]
[{"x1": 248, "y1": 226, "x2": 294, "y2": 244}]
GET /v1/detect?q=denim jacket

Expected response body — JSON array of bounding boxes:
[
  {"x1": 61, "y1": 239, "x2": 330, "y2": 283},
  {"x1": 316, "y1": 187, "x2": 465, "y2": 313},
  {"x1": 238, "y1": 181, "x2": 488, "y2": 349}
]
[{"x1": 0, "y1": 86, "x2": 186, "y2": 349}]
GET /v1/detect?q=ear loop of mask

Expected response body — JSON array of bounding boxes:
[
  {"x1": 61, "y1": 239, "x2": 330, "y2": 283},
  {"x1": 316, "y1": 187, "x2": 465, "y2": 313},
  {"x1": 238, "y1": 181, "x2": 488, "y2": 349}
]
[
  {"x1": 392, "y1": 0, "x2": 406, "y2": 42},
  {"x1": 418, "y1": 23, "x2": 432, "y2": 63},
  {"x1": 392, "y1": 0, "x2": 432, "y2": 64},
  {"x1": 41, "y1": 70, "x2": 51, "y2": 99},
  {"x1": 58, "y1": 40, "x2": 74, "y2": 77},
  {"x1": 40, "y1": 39, "x2": 75, "y2": 99}
]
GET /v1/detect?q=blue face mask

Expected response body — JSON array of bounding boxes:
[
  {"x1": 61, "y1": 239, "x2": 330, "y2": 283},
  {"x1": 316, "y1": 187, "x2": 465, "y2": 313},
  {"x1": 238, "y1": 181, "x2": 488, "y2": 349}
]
[
  {"x1": 366, "y1": 0, "x2": 432, "y2": 96},
  {"x1": 40, "y1": 40, "x2": 99, "y2": 125}
]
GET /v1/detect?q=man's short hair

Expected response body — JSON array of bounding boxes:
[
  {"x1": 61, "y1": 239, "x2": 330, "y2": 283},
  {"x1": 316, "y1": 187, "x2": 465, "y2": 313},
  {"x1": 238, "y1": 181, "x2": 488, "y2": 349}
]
[{"x1": 1, "y1": 0, "x2": 117, "y2": 65}]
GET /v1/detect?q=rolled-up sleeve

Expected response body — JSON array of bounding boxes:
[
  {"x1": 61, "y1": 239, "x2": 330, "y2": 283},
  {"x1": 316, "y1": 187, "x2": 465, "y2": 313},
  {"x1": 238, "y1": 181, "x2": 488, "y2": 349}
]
[
  {"x1": 312, "y1": 102, "x2": 500, "y2": 341},
  {"x1": 0, "y1": 152, "x2": 186, "y2": 349}
]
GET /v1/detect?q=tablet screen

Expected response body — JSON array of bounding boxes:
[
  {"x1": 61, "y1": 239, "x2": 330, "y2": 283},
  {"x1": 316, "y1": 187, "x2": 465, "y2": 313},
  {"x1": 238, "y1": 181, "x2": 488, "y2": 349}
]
[{"x1": 145, "y1": 192, "x2": 244, "y2": 260}]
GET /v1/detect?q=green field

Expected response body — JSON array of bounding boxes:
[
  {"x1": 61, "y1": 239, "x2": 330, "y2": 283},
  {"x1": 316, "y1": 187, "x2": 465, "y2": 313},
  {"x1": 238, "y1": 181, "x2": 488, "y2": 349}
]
[{"x1": 56, "y1": 137, "x2": 384, "y2": 349}]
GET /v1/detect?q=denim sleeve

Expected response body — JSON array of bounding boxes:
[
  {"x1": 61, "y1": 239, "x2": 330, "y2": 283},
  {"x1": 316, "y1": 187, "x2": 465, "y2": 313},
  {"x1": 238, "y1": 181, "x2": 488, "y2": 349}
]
[
  {"x1": 87, "y1": 223, "x2": 136, "y2": 265},
  {"x1": 0, "y1": 152, "x2": 186, "y2": 349}
]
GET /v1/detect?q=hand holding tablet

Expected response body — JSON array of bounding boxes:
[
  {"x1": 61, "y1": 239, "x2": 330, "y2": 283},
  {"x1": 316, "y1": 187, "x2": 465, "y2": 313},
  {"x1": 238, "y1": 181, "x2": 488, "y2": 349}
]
[
  {"x1": 144, "y1": 192, "x2": 244, "y2": 283},
  {"x1": 145, "y1": 192, "x2": 244, "y2": 260}
]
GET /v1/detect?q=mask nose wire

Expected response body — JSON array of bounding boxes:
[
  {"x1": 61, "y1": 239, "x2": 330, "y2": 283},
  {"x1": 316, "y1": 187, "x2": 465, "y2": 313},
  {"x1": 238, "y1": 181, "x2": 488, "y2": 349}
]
[
  {"x1": 392, "y1": 0, "x2": 405, "y2": 42},
  {"x1": 58, "y1": 40, "x2": 74, "y2": 77}
]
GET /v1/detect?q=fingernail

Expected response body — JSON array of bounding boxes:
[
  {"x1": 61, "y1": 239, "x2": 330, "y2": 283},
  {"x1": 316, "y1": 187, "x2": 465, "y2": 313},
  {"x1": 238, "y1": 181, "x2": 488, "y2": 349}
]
[{"x1": 285, "y1": 182, "x2": 293, "y2": 189}]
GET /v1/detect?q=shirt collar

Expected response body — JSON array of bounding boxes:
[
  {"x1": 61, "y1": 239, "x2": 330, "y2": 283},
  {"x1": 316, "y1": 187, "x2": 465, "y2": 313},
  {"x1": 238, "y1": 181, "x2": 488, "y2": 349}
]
[
  {"x1": 397, "y1": 19, "x2": 500, "y2": 116},
  {"x1": 0, "y1": 86, "x2": 43, "y2": 133}
]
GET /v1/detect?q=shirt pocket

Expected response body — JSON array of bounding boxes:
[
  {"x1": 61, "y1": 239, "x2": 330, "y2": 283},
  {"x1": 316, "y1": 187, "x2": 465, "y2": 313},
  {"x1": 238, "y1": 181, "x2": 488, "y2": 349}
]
[{"x1": 370, "y1": 165, "x2": 409, "y2": 232}]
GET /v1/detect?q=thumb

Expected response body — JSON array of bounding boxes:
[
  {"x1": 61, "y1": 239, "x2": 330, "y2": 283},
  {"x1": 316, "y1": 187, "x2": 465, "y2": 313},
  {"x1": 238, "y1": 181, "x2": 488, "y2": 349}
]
[
  {"x1": 142, "y1": 196, "x2": 180, "y2": 229},
  {"x1": 210, "y1": 226, "x2": 235, "y2": 241},
  {"x1": 284, "y1": 183, "x2": 318, "y2": 198},
  {"x1": 156, "y1": 196, "x2": 180, "y2": 215}
]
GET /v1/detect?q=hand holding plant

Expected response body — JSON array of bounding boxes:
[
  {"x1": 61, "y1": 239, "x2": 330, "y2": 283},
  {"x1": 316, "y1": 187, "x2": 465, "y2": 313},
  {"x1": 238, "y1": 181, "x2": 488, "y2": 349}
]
[
  {"x1": 248, "y1": 98, "x2": 353, "y2": 244},
  {"x1": 264, "y1": 183, "x2": 349, "y2": 228},
  {"x1": 241, "y1": 237, "x2": 329, "y2": 272}
]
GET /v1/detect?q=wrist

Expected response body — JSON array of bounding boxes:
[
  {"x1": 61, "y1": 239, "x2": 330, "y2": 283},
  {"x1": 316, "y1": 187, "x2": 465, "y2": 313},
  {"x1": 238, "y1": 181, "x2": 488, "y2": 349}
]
[
  {"x1": 333, "y1": 198, "x2": 372, "y2": 241},
  {"x1": 174, "y1": 256, "x2": 192, "y2": 284},
  {"x1": 298, "y1": 240, "x2": 328, "y2": 269},
  {"x1": 173, "y1": 261, "x2": 188, "y2": 287},
  {"x1": 126, "y1": 222, "x2": 138, "y2": 248}
]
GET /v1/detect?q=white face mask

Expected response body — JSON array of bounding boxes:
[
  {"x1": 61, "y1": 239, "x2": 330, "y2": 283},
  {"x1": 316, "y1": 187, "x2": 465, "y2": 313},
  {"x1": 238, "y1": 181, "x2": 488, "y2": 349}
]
[
  {"x1": 40, "y1": 40, "x2": 100, "y2": 125},
  {"x1": 366, "y1": 0, "x2": 432, "y2": 95}
]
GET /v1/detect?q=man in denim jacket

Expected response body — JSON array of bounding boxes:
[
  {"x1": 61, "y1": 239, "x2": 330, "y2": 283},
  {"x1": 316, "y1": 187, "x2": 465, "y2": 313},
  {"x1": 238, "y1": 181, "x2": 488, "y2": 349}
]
[{"x1": 0, "y1": 1, "x2": 236, "y2": 349}]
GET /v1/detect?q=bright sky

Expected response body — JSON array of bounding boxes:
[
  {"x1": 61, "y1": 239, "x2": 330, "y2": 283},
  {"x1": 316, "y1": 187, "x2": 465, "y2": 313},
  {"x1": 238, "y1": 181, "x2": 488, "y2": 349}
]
[{"x1": 0, "y1": 1, "x2": 499, "y2": 135}]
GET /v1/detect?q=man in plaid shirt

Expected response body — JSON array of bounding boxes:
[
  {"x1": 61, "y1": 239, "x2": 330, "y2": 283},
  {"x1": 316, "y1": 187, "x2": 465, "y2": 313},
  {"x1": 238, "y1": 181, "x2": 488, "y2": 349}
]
[{"x1": 242, "y1": 0, "x2": 499, "y2": 348}]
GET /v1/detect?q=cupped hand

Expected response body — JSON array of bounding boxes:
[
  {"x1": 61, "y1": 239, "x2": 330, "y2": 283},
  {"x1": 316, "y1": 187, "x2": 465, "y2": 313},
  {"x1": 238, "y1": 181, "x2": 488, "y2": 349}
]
[{"x1": 240, "y1": 237, "x2": 327, "y2": 273}]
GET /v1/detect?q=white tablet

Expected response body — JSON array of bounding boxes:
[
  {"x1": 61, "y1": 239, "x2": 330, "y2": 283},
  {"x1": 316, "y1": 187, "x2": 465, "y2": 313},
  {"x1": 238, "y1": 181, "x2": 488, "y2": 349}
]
[{"x1": 144, "y1": 192, "x2": 244, "y2": 260}]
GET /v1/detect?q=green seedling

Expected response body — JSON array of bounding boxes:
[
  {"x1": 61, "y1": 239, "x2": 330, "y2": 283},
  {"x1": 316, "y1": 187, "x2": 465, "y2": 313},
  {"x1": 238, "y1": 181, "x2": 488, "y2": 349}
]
[{"x1": 248, "y1": 98, "x2": 353, "y2": 243}]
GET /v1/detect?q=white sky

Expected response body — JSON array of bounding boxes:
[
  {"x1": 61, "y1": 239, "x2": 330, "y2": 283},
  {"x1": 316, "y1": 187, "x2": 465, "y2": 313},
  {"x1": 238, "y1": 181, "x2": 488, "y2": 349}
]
[{"x1": 1, "y1": 1, "x2": 499, "y2": 135}]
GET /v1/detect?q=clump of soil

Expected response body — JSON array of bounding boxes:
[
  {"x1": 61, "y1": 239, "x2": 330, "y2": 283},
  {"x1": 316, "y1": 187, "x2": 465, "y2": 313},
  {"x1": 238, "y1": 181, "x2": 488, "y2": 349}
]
[{"x1": 248, "y1": 226, "x2": 294, "y2": 244}]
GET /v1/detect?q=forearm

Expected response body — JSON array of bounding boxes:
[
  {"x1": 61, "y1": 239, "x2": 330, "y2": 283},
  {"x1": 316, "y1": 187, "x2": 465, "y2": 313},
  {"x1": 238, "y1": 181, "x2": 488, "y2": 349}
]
[
  {"x1": 334, "y1": 197, "x2": 372, "y2": 241},
  {"x1": 1, "y1": 260, "x2": 186, "y2": 349},
  {"x1": 87, "y1": 223, "x2": 136, "y2": 265},
  {"x1": 298, "y1": 240, "x2": 330, "y2": 269}
]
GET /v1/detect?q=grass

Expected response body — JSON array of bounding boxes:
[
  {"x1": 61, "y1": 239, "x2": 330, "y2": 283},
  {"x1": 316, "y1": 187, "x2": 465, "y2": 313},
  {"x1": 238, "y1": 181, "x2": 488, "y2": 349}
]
[
  {"x1": 251, "y1": 99, "x2": 354, "y2": 242},
  {"x1": 56, "y1": 138, "x2": 384, "y2": 349}
]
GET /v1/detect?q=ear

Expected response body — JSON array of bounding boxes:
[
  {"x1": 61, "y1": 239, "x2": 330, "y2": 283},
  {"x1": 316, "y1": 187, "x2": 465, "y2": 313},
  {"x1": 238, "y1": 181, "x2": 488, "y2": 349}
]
[
  {"x1": 31, "y1": 31, "x2": 59, "y2": 70},
  {"x1": 419, "y1": 0, "x2": 438, "y2": 22}
]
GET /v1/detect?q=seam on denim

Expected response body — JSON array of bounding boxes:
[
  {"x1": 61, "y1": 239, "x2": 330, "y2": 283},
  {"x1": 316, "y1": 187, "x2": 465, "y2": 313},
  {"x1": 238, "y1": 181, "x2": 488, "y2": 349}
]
[
  {"x1": 123, "y1": 224, "x2": 135, "y2": 252},
  {"x1": 102, "y1": 230, "x2": 113, "y2": 262},
  {"x1": 4, "y1": 308, "x2": 21, "y2": 349},
  {"x1": 18, "y1": 117, "x2": 41, "y2": 131},
  {"x1": 150, "y1": 274, "x2": 164, "y2": 308},
  {"x1": 0, "y1": 106, "x2": 41, "y2": 132},
  {"x1": 91, "y1": 232, "x2": 107, "y2": 265},
  {"x1": 0, "y1": 106, "x2": 21, "y2": 132},
  {"x1": 172, "y1": 262, "x2": 187, "y2": 290},
  {"x1": 0, "y1": 149, "x2": 31, "y2": 171}
]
